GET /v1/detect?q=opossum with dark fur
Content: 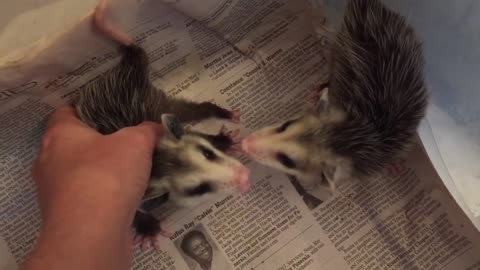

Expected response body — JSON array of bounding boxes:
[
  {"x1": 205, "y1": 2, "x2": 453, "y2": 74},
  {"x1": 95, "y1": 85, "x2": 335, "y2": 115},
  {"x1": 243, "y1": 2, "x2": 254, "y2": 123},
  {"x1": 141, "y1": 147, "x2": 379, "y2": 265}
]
[
  {"x1": 74, "y1": 0, "x2": 250, "y2": 249},
  {"x1": 242, "y1": 0, "x2": 428, "y2": 192}
]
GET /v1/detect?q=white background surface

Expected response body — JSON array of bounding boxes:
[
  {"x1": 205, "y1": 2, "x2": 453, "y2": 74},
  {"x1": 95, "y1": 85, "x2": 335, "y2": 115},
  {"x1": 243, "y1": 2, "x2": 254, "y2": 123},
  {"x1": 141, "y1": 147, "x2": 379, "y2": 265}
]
[
  {"x1": 323, "y1": 0, "x2": 480, "y2": 228},
  {"x1": 0, "y1": 0, "x2": 96, "y2": 56},
  {"x1": 382, "y1": 0, "x2": 480, "y2": 219}
]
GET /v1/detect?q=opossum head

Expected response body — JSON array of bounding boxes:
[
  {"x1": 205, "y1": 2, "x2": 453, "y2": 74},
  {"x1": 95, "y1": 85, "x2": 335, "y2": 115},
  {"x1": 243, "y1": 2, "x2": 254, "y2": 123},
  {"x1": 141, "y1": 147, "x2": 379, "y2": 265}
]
[
  {"x1": 146, "y1": 114, "x2": 250, "y2": 207},
  {"x1": 241, "y1": 89, "x2": 351, "y2": 191}
]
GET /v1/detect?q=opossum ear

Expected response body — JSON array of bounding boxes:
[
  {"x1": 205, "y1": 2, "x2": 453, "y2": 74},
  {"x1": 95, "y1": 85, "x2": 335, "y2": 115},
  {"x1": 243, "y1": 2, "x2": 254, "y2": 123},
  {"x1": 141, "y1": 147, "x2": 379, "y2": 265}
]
[
  {"x1": 161, "y1": 114, "x2": 184, "y2": 140},
  {"x1": 316, "y1": 88, "x2": 330, "y2": 113}
]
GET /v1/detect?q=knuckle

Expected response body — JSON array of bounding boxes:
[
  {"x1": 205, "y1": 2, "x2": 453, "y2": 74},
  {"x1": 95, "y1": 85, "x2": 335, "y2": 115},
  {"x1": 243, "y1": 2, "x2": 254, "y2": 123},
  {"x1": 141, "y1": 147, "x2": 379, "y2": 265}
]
[
  {"x1": 40, "y1": 128, "x2": 57, "y2": 149},
  {"x1": 43, "y1": 124, "x2": 64, "y2": 138}
]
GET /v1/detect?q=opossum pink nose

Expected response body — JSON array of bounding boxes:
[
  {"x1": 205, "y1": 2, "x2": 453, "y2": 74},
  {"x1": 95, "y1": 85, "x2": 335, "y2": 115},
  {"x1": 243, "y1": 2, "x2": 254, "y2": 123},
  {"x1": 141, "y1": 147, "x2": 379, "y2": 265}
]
[
  {"x1": 234, "y1": 167, "x2": 251, "y2": 193},
  {"x1": 241, "y1": 136, "x2": 256, "y2": 154}
]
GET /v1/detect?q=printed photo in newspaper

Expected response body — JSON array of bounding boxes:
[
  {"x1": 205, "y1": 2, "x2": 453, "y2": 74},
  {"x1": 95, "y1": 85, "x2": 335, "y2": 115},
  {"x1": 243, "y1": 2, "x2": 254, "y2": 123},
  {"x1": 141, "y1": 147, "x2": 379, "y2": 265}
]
[{"x1": 175, "y1": 223, "x2": 233, "y2": 270}]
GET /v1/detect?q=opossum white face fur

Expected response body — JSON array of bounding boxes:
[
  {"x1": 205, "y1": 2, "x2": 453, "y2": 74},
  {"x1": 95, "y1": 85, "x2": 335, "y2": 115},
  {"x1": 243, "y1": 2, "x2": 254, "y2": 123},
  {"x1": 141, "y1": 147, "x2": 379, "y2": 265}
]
[
  {"x1": 147, "y1": 115, "x2": 250, "y2": 207},
  {"x1": 242, "y1": 90, "x2": 350, "y2": 191}
]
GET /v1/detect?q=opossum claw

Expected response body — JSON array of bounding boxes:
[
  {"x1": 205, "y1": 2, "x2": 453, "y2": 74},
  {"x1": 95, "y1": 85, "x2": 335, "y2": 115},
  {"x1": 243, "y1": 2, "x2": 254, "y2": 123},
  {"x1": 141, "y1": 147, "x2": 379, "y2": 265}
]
[
  {"x1": 133, "y1": 211, "x2": 172, "y2": 251},
  {"x1": 384, "y1": 159, "x2": 406, "y2": 177},
  {"x1": 135, "y1": 225, "x2": 171, "y2": 251},
  {"x1": 140, "y1": 237, "x2": 151, "y2": 251},
  {"x1": 159, "y1": 229, "x2": 173, "y2": 238},
  {"x1": 230, "y1": 110, "x2": 241, "y2": 123},
  {"x1": 219, "y1": 125, "x2": 241, "y2": 143}
]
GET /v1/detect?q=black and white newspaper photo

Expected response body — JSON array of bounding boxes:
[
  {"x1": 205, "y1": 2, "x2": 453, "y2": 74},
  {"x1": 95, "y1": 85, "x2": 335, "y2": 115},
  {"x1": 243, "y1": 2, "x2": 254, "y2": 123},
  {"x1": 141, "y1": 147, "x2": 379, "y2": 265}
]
[{"x1": 175, "y1": 224, "x2": 232, "y2": 270}]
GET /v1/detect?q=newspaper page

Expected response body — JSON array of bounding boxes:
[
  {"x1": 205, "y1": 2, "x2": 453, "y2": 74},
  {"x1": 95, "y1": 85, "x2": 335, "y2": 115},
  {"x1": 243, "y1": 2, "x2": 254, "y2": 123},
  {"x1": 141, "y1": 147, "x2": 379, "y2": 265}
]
[
  {"x1": 1, "y1": 0, "x2": 480, "y2": 269},
  {"x1": 0, "y1": 237, "x2": 17, "y2": 270}
]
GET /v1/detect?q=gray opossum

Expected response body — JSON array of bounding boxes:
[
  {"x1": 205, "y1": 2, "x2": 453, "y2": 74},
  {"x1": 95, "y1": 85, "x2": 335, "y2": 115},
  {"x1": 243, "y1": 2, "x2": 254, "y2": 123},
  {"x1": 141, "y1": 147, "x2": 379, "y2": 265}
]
[
  {"x1": 74, "y1": 0, "x2": 250, "y2": 249},
  {"x1": 241, "y1": 0, "x2": 428, "y2": 192}
]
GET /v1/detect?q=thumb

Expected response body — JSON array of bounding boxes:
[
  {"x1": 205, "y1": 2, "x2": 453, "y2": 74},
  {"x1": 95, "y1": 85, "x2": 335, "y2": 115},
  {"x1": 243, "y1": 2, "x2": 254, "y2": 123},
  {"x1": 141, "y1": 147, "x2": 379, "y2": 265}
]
[
  {"x1": 114, "y1": 122, "x2": 164, "y2": 151},
  {"x1": 133, "y1": 122, "x2": 164, "y2": 141}
]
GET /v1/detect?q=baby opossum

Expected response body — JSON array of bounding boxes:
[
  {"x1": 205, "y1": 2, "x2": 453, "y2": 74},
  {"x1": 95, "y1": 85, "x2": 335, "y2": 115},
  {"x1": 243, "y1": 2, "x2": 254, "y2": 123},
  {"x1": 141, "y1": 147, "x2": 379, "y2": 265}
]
[
  {"x1": 75, "y1": 0, "x2": 250, "y2": 249},
  {"x1": 242, "y1": 0, "x2": 428, "y2": 192}
]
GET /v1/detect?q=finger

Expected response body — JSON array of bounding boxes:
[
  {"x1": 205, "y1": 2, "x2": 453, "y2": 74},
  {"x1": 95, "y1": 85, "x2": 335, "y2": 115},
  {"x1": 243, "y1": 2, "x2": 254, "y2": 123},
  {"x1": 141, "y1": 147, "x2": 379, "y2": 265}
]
[
  {"x1": 47, "y1": 106, "x2": 87, "y2": 129},
  {"x1": 44, "y1": 106, "x2": 94, "y2": 138},
  {"x1": 42, "y1": 106, "x2": 96, "y2": 149},
  {"x1": 136, "y1": 122, "x2": 164, "y2": 138}
]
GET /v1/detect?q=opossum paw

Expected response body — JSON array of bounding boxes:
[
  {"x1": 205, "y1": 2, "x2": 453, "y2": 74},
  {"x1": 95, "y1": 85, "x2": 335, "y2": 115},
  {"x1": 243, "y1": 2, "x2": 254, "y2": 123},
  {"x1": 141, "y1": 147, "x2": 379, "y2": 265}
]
[
  {"x1": 307, "y1": 82, "x2": 329, "y2": 107},
  {"x1": 226, "y1": 143, "x2": 243, "y2": 155},
  {"x1": 384, "y1": 159, "x2": 406, "y2": 178},
  {"x1": 307, "y1": 93, "x2": 321, "y2": 107},
  {"x1": 134, "y1": 224, "x2": 172, "y2": 251},
  {"x1": 229, "y1": 110, "x2": 241, "y2": 123},
  {"x1": 307, "y1": 91, "x2": 321, "y2": 107},
  {"x1": 133, "y1": 212, "x2": 171, "y2": 251},
  {"x1": 134, "y1": 234, "x2": 160, "y2": 251},
  {"x1": 206, "y1": 125, "x2": 243, "y2": 153},
  {"x1": 219, "y1": 125, "x2": 243, "y2": 154},
  {"x1": 134, "y1": 234, "x2": 155, "y2": 251},
  {"x1": 219, "y1": 125, "x2": 242, "y2": 144}
]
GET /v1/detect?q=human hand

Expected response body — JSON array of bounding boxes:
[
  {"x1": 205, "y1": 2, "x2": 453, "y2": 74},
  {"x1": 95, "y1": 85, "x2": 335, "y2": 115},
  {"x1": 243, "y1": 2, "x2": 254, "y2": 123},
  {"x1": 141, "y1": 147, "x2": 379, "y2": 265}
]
[{"x1": 24, "y1": 106, "x2": 163, "y2": 270}]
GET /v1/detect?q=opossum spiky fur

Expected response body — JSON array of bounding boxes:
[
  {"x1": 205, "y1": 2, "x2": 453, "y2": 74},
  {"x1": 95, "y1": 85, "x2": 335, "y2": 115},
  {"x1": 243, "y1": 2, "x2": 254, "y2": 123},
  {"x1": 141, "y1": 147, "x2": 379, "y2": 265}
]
[
  {"x1": 74, "y1": 0, "x2": 250, "y2": 248},
  {"x1": 242, "y1": 0, "x2": 428, "y2": 192}
]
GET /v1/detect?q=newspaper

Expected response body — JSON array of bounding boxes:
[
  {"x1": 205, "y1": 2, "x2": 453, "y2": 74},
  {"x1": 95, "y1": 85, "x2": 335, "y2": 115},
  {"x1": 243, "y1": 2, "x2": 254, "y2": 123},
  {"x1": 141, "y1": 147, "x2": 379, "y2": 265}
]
[{"x1": 1, "y1": 0, "x2": 480, "y2": 269}]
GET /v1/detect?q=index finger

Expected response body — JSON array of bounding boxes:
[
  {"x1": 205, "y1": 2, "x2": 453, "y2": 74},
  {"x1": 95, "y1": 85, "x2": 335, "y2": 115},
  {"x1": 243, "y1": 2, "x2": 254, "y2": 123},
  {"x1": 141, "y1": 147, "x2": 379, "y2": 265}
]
[
  {"x1": 40, "y1": 106, "x2": 97, "y2": 149},
  {"x1": 47, "y1": 106, "x2": 90, "y2": 130}
]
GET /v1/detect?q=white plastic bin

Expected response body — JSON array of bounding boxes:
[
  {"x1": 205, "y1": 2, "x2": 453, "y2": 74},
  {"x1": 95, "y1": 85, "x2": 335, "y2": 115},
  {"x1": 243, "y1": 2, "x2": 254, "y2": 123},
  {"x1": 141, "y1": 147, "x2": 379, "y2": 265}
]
[{"x1": 324, "y1": 0, "x2": 480, "y2": 229}]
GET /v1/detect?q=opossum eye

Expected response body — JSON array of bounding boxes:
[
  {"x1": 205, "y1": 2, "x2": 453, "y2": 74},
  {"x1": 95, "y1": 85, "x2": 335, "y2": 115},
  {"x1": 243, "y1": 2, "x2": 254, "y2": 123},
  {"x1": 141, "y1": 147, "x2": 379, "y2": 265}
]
[
  {"x1": 277, "y1": 120, "x2": 294, "y2": 133},
  {"x1": 198, "y1": 145, "x2": 217, "y2": 161},
  {"x1": 276, "y1": 152, "x2": 296, "y2": 168},
  {"x1": 186, "y1": 182, "x2": 213, "y2": 196}
]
